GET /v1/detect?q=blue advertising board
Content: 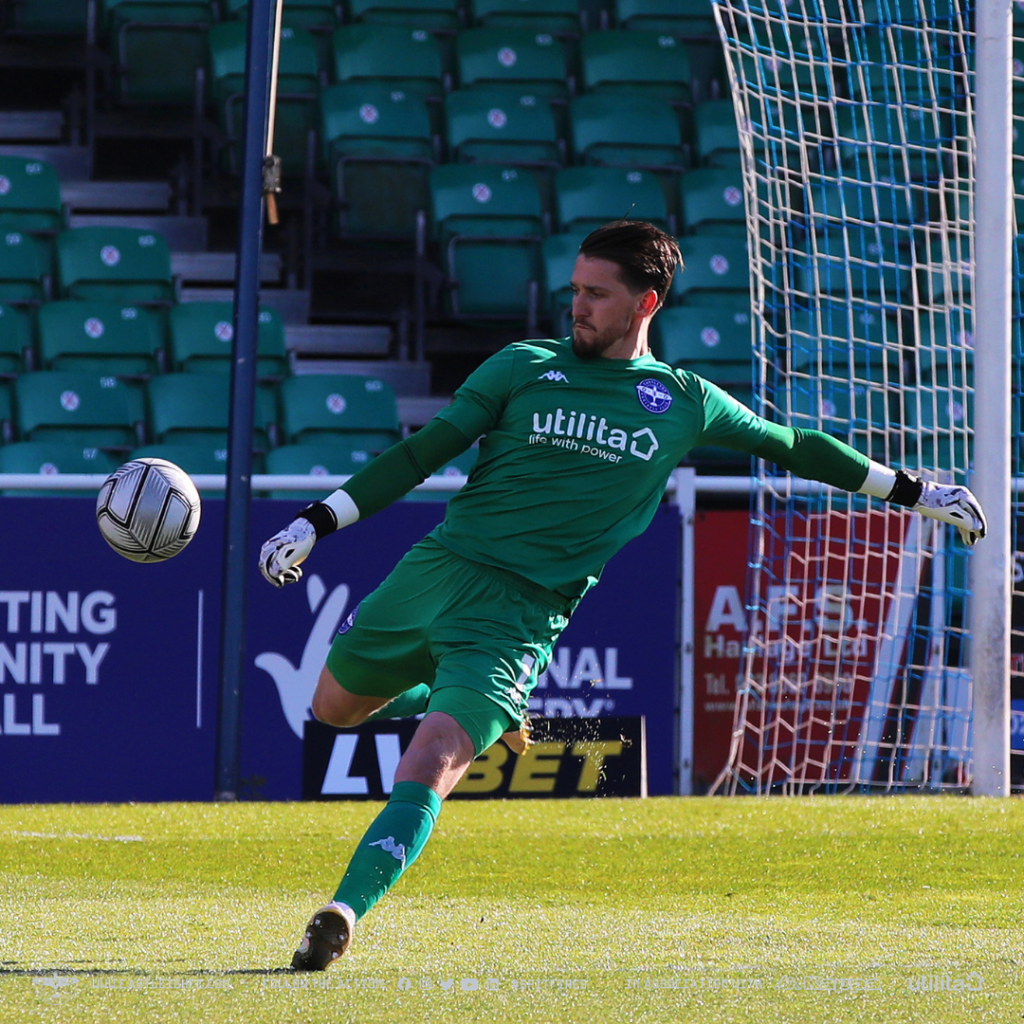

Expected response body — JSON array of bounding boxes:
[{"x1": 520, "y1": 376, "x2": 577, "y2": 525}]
[{"x1": 0, "y1": 497, "x2": 680, "y2": 801}]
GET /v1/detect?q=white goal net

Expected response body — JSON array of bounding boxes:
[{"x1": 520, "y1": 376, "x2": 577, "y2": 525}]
[{"x1": 710, "y1": 0, "x2": 982, "y2": 793}]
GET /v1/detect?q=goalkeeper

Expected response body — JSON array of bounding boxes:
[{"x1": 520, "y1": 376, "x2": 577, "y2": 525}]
[{"x1": 259, "y1": 220, "x2": 986, "y2": 971}]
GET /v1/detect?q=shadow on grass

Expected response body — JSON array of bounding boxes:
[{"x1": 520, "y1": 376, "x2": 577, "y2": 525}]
[{"x1": 0, "y1": 966, "x2": 297, "y2": 977}]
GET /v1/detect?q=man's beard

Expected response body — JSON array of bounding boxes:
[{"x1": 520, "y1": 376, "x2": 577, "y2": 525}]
[{"x1": 571, "y1": 318, "x2": 629, "y2": 359}]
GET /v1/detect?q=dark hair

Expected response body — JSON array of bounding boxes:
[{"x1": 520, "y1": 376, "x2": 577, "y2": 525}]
[{"x1": 578, "y1": 220, "x2": 682, "y2": 309}]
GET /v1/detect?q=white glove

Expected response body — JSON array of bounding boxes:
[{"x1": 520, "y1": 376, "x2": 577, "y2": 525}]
[
  {"x1": 913, "y1": 481, "x2": 987, "y2": 546},
  {"x1": 259, "y1": 518, "x2": 317, "y2": 588}
]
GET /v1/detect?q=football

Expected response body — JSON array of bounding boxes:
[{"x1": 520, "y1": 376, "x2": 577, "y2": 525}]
[{"x1": 96, "y1": 458, "x2": 201, "y2": 563}]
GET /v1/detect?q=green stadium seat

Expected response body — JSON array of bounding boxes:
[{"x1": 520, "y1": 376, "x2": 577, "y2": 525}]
[
  {"x1": 15, "y1": 371, "x2": 146, "y2": 449},
  {"x1": 835, "y1": 102, "x2": 948, "y2": 182},
  {"x1": 0, "y1": 442, "x2": 120, "y2": 497},
  {"x1": 279, "y1": 374, "x2": 400, "y2": 447},
  {"x1": 445, "y1": 89, "x2": 562, "y2": 168},
  {"x1": 103, "y1": 0, "x2": 213, "y2": 105},
  {"x1": 569, "y1": 94, "x2": 686, "y2": 171},
  {"x1": 905, "y1": 389, "x2": 973, "y2": 473},
  {"x1": 652, "y1": 305, "x2": 752, "y2": 385},
  {"x1": 541, "y1": 230, "x2": 586, "y2": 332},
  {"x1": 8, "y1": 0, "x2": 88, "y2": 33},
  {"x1": 554, "y1": 167, "x2": 669, "y2": 234},
  {"x1": 223, "y1": 0, "x2": 340, "y2": 31},
  {"x1": 148, "y1": 373, "x2": 277, "y2": 449},
  {"x1": 0, "y1": 380, "x2": 11, "y2": 441},
  {"x1": 37, "y1": 300, "x2": 164, "y2": 376},
  {"x1": 168, "y1": 302, "x2": 287, "y2": 377},
  {"x1": 672, "y1": 235, "x2": 749, "y2": 306},
  {"x1": 0, "y1": 231, "x2": 47, "y2": 305},
  {"x1": 404, "y1": 445, "x2": 477, "y2": 501},
  {"x1": 806, "y1": 180, "x2": 916, "y2": 232},
  {"x1": 347, "y1": 0, "x2": 460, "y2": 32},
  {"x1": 469, "y1": 0, "x2": 580, "y2": 34},
  {"x1": 580, "y1": 30, "x2": 693, "y2": 106},
  {"x1": 320, "y1": 82, "x2": 435, "y2": 237},
  {"x1": 844, "y1": 30, "x2": 963, "y2": 107},
  {"x1": 0, "y1": 304, "x2": 35, "y2": 375},
  {"x1": 783, "y1": 376, "x2": 894, "y2": 461},
  {"x1": 0, "y1": 158, "x2": 64, "y2": 271},
  {"x1": 785, "y1": 304, "x2": 898, "y2": 371},
  {"x1": 791, "y1": 229, "x2": 913, "y2": 306},
  {"x1": 693, "y1": 99, "x2": 740, "y2": 168},
  {"x1": 331, "y1": 25, "x2": 445, "y2": 99},
  {"x1": 55, "y1": 227, "x2": 174, "y2": 305},
  {"x1": 264, "y1": 440, "x2": 375, "y2": 499},
  {"x1": 917, "y1": 231, "x2": 972, "y2": 307},
  {"x1": 455, "y1": 28, "x2": 569, "y2": 101},
  {"x1": 615, "y1": 0, "x2": 715, "y2": 38},
  {"x1": 430, "y1": 163, "x2": 544, "y2": 319},
  {"x1": 678, "y1": 168, "x2": 744, "y2": 236},
  {"x1": 208, "y1": 21, "x2": 320, "y2": 175}
]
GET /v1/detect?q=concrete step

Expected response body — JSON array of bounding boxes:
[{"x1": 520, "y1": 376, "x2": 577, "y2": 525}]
[
  {"x1": 0, "y1": 111, "x2": 64, "y2": 141},
  {"x1": 0, "y1": 144, "x2": 90, "y2": 181},
  {"x1": 178, "y1": 287, "x2": 310, "y2": 325},
  {"x1": 62, "y1": 181, "x2": 172, "y2": 212},
  {"x1": 398, "y1": 395, "x2": 449, "y2": 425},
  {"x1": 286, "y1": 324, "x2": 391, "y2": 358},
  {"x1": 172, "y1": 251, "x2": 281, "y2": 285},
  {"x1": 68, "y1": 214, "x2": 207, "y2": 252}
]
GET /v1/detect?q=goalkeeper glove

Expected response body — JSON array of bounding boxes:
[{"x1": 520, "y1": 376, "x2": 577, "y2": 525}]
[
  {"x1": 259, "y1": 499, "x2": 345, "y2": 588},
  {"x1": 887, "y1": 470, "x2": 987, "y2": 546}
]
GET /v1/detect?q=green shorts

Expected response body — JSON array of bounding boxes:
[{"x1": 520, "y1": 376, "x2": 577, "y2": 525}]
[{"x1": 326, "y1": 536, "x2": 572, "y2": 755}]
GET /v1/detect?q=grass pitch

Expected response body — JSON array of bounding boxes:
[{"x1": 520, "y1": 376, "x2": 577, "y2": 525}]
[{"x1": 0, "y1": 797, "x2": 1021, "y2": 1024}]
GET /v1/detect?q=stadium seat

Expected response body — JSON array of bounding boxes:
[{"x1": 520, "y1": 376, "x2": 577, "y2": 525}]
[
  {"x1": 0, "y1": 231, "x2": 47, "y2": 305},
  {"x1": 404, "y1": 445, "x2": 477, "y2": 501},
  {"x1": 37, "y1": 300, "x2": 164, "y2": 376},
  {"x1": 55, "y1": 227, "x2": 175, "y2": 305},
  {"x1": 785, "y1": 304, "x2": 897, "y2": 368},
  {"x1": 905, "y1": 389, "x2": 973, "y2": 473},
  {"x1": 347, "y1": 0, "x2": 460, "y2": 32},
  {"x1": 7, "y1": 0, "x2": 89, "y2": 33},
  {"x1": 468, "y1": 0, "x2": 580, "y2": 34},
  {"x1": 223, "y1": 0, "x2": 340, "y2": 31},
  {"x1": 652, "y1": 305, "x2": 752, "y2": 385},
  {"x1": 320, "y1": 82, "x2": 435, "y2": 237},
  {"x1": 791, "y1": 229, "x2": 913, "y2": 306},
  {"x1": 0, "y1": 157, "x2": 64, "y2": 272},
  {"x1": 917, "y1": 231, "x2": 972, "y2": 307},
  {"x1": 805, "y1": 180, "x2": 916, "y2": 232},
  {"x1": 168, "y1": 302, "x2": 287, "y2": 377},
  {"x1": 615, "y1": 0, "x2": 716, "y2": 38},
  {"x1": 130, "y1": 442, "x2": 264, "y2": 493},
  {"x1": 430, "y1": 163, "x2": 544, "y2": 319},
  {"x1": 0, "y1": 304, "x2": 35, "y2": 375},
  {"x1": 671, "y1": 235, "x2": 749, "y2": 306},
  {"x1": 783, "y1": 376, "x2": 894, "y2": 461},
  {"x1": 455, "y1": 28, "x2": 570, "y2": 100},
  {"x1": 835, "y1": 103, "x2": 948, "y2": 182},
  {"x1": 693, "y1": 99, "x2": 740, "y2": 168},
  {"x1": 0, "y1": 442, "x2": 120, "y2": 497},
  {"x1": 331, "y1": 25, "x2": 445, "y2": 99},
  {"x1": 265, "y1": 440, "x2": 376, "y2": 499},
  {"x1": 0, "y1": 380, "x2": 11, "y2": 442},
  {"x1": 580, "y1": 31, "x2": 693, "y2": 106},
  {"x1": 678, "y1": 168, "x2": 744, "y2": 236},
  {"x1": 844, "y1": 30, "x2": 964, "y2": 107},
  {"x1": 208, "y1": 21, "x2": 320, "y2": 175},
  {"x1": 279, "y1": 374, "x2": 400, "y2": 448},
  {"x1": 148, "y1": 373, "x2": 277, "y2": 449},
  {"x1": 554, "y1": 167, "x2": 669, "y2": 234},
  {"x1": 103, "y1": 0, "x2": 214, "y2": 105},
  {"x1": 569, "y1": 94, "x2": 687, "y2": 171},
  {"x1": 541, "y1": 230, "x2": 586, "y2": 332},
  {"x1": 444, "y1": 89, "x2": 562, "y2": 169},
  {"x1": 15, "y1": 371, "x2": 146, "y2": 449}
]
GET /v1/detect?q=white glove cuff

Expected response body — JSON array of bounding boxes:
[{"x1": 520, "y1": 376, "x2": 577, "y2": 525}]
[{"x1": 324, "y1": 488, "x2": 360, "y2": 529}]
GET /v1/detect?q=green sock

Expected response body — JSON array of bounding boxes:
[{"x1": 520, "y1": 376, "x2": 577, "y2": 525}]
[
  {"x1": 333, "y1": 780, "x2": 442, "y2": 920},
  {"x1": 364, "y1": 683, "x2": 431, "y2": 722}
]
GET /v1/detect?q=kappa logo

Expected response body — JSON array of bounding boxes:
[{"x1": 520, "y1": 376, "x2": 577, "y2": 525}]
[
  {"x1": 369, "y1": 836, "x2": 407, "y2": 867},
  {"x1": 538, "y1": 370, "x2": 569, "y2": 383}
]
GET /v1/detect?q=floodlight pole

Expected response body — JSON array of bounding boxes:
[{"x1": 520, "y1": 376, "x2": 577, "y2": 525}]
[
  {"x1": 970, "y1": 0, "x2": 1013, "y2": 797},
  {"x1": 214, "y1": 0, "x2": 280, "y2": 801}
]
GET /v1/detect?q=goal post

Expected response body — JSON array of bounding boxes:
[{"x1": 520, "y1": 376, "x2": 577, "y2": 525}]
[{"x1": 708, "y1": 0, "x2": 1014, "y2": 793}]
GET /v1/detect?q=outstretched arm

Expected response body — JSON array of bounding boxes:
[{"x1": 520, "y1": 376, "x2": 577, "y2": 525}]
[{"x1": 699, "y1": 380, "x2": 987, "y2": 547}]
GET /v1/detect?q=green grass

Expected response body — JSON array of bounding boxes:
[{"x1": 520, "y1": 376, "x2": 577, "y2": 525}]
[{"x1": 1, "y1": 797, "x2": 1022, "y2": 1023}]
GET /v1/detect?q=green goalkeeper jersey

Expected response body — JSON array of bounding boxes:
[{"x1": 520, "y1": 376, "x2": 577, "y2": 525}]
[{"x1": 429, "y1": 338, "x2": 773, "y2": 601}]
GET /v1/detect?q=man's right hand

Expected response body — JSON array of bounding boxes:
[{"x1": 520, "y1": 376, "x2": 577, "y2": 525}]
[{"x1": 259, "y1": 519, "x2": 317, "y2": 588}]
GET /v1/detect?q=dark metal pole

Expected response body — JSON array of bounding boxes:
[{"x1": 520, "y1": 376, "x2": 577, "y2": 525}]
[{"x1": 214, "y1": 0, "x2": 278, "y2": 801}]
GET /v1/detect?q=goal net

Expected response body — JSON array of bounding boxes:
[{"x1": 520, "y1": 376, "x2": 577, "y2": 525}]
[{"x1": 710, "y1": 0, "x2": 984, "y2": 793}]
